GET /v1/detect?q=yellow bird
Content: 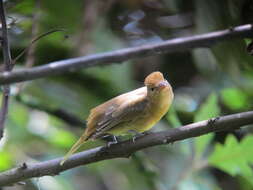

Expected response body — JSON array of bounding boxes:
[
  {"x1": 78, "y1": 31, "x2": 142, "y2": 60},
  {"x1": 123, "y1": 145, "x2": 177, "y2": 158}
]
[{"x1": 60, "y1": 71, "x2": 173, "y2": 165}]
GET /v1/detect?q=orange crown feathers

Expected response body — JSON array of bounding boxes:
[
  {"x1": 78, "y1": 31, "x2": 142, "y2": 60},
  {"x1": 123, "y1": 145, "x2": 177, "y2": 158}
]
[{"x1": 144, "y1": 71, "x2": 165, "y2": 86}]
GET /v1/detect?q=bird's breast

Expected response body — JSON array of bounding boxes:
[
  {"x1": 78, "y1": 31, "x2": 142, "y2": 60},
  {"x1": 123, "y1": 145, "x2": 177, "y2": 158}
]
[
  {"x1": 151, "y1": 87, "x2": 173, "y2": 113},
  {"x1": 128, "y1": 90, "x2": 173, "y2": 133}
]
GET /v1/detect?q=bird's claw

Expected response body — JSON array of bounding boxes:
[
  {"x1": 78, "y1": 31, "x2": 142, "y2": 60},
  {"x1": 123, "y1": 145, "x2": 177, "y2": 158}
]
[
  {"x1": 106, "y1": 135, "x2": 118, "y2": 147},
  {"x1": 141, "y1": 131, "x2": 152, "y2": 135},
  {"x1": 107, "y1": 141, "x2": 117, "y2": 147},
  {"x1": 131, "y1": 131, "x2": 151, "y2": 143}
]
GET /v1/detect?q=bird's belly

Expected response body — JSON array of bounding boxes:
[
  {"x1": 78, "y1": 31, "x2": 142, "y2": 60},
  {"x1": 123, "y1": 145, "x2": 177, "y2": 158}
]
[
  {"x1": 107, "y1": 116, "x2": 159, "y2": 136},
  {"x1": 106, "y1": 96, "x2": 171, "y2": 136}
]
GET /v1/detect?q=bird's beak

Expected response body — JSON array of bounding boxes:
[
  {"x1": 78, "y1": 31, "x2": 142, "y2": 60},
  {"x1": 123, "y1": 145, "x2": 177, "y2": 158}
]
[{"x1": 157, "y1": 80, "x2": 169, "y2": 89}]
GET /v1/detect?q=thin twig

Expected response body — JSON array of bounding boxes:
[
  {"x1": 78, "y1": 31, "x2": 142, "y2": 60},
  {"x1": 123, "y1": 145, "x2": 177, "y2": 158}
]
[
  {"x1": 0, "y1": 111, "x2": 252, "y2": 186},
  {"x1": 16, "y1": 0, "x2": 41, "y2": 93},
  {"x1": 13, "y1": 29, "x2": 66, "y2": 64},
  {"x1": 0, "y1": 0, "x2": 12, "y2": 139},
  {"x1": 0, "y1": 24, "x2": 252, "y2": 85}
]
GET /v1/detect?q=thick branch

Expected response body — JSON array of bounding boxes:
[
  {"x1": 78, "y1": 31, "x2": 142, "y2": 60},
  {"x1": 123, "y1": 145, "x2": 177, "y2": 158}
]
[
  {"x1": 0, "y1": 0, "x2": 12, "y2": 139},
  {"x1": 0, "y1": 24, "x2": 252, "y2": 85},
  {"x1": 0, "y1": 111, "x2": 253, "y2": 186}
]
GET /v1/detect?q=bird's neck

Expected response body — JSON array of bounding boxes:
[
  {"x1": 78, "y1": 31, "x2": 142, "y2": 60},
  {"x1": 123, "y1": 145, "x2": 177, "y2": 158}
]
[{"x1": 148, "y1": 87, "x2": 173, "y2": 118}]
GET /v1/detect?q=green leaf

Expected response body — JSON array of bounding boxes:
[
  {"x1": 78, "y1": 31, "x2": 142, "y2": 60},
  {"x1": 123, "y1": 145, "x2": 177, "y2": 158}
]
[
  {"x1": 238, "y1": 176, "x2": 253, "y2": 190},
  {"x1": 209, "y1": 135, "x2": 253, "y2": 185},
  {"x1": 48, "y1": 129, "x2": 77, "y2": 148},
  {"x1": 194, "y1": 93, "x2": 220, "y2": 122},
  {"x1": 11, "y1": 0, "x2": 35, "y2": 15},
  {"x1": 244, "y1": 38, "x2": 252, "y2": 46},
  {"x1": 194, "y1": 93, "x2": 220, "y2": 157},
  {"x1": 166, "y1": 106, "x2": 182, "y2": 128},
  {"x1": 0, "y1": 151, "x2": 13, "y2": 171},
  {"x1": 221, "y1": 88, "x2": 249, "y2": 110},
  {"x1": 9, "y1": 102, "x2": 29, "y2": 128}
]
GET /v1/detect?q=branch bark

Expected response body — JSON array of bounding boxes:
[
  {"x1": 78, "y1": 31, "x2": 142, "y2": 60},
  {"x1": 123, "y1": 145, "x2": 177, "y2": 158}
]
[
  {"x1": 0, "y1": 24, "x2": 252, "y2": 85},
  {"x1": 0, "y1": 0, "x2": 12, "y2": 139},
  {"x1": 0, "y1": 111, "x2": 253, "y2": 186}
]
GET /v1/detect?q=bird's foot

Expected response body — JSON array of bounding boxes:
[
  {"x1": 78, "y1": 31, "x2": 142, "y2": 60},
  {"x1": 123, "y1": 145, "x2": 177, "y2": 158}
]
[
  {"x1": 141, "y1": 131, "x2": 152, "y2": 135},
  {"x1": 106, "y1": 135, "x2": 119, "y2": 147},
  {"x1": 129, "y1": 130, "x2": 151, "y2": 143}
]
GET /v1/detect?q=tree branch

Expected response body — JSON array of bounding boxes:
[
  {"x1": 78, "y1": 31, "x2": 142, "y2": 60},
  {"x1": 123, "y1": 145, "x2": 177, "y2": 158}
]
[
  {"x1": 0, "y1": 24, "x2": 252, "y2": 85},
  {"x1": 0, "y1": 0, "x2": 12, "y2": 139},
  {"x1": 0, "y1": 111, "x2": 253, "y2": 186}
]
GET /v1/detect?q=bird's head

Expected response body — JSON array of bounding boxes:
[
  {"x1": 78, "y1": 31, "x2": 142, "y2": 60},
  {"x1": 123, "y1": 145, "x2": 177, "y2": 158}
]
[{"x1": 144, "y1": 71, "x2": 172, "y2": 99}]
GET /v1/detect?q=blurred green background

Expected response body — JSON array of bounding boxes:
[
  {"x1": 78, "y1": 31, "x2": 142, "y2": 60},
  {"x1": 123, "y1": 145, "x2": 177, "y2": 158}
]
[{"x1": 1, "y1": 0, "x2": 253, "y2": 189}]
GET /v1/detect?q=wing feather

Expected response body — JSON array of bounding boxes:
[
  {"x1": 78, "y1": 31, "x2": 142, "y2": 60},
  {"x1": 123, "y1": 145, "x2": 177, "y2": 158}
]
[
  {"x1": 97, "y1": 98, "x2": 147, "y2": 132},
  {"x1": 86, "y1": 87, "x2": 148, "y2": 139}
]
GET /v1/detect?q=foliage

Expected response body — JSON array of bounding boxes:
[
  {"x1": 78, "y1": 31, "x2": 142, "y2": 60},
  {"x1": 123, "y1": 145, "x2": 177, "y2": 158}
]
[
  {"x1": 221, "y1": 88, "x2": 249, "y2": 110},
  {"x1": 209, "y1": 135, "x2": 253, "y2": 185},
  {"x1": 194, "y1": 93, "x2": 220, "y2": 158}
]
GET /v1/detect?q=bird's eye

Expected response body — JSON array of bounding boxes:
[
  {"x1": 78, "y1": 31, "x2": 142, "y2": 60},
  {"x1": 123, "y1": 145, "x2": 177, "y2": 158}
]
[{"x1": 150, "y1": 87, "x2": 155, "y2": 91}]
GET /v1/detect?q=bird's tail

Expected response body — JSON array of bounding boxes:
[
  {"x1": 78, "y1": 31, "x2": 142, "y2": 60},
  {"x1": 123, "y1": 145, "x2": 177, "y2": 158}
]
[{"x1": 60, "y1": 133, "x2": 89, "y2": 165}]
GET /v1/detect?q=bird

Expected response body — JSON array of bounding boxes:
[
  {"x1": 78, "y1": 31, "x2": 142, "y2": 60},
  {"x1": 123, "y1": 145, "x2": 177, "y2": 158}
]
[{"x1": 60, "y1": 71, "x2": 174, "y2": 165}]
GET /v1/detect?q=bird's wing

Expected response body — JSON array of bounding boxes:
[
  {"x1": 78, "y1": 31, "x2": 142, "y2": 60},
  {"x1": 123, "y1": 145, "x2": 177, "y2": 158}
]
[
  {"x1": 97, "y1": 98, "x2": 147, "y2": 131},
  {"x1": 87, "y1": 90, "x2": 148, "y2": 138}
]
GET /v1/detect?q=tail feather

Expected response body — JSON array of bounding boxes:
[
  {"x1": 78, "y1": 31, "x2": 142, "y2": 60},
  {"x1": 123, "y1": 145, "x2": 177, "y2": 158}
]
[{"x1": 60, "y1": 134, "x2": 89, "y2": 165}]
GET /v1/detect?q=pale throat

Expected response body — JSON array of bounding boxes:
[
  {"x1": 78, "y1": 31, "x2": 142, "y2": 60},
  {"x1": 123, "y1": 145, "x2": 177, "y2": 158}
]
[{"x1": 148, "y1": 87, "x2": 173, "y2": 117}]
